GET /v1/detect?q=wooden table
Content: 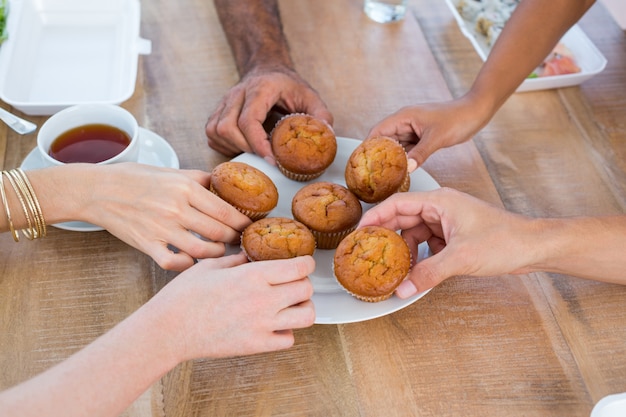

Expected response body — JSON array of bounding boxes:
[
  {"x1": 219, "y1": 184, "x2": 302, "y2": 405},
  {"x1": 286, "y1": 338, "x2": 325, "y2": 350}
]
[{"x1": 1, "y1": 0, "x2": 625, "y2": 415}]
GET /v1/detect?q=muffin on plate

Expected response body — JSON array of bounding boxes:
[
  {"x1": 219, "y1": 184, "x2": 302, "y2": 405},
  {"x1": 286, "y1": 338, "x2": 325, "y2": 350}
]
[
  {"x1": 209, "y1": 161, "x2": 278, "y2": 221},
  {"x1": 333, "y1": 225, "x2": 411, "y2": 302},
  {"x1": 291, "y1": 182, "x2": 362, "y2": 249},
  {"x1": 344, "y1": 136, "x2": 410, "y2": 204},
  {"x1": 241, "y1": 217, "x2": 316, "y2": 261},
  {"x1": 270, "y1": 113, "x2": 337, "y2": 182}
]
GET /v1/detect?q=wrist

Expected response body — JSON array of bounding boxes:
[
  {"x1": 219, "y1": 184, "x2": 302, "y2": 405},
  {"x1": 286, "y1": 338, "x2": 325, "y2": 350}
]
[
  {"x1": 25, "y1": 164, "x2": 100, "y2": 225},
  {"x1": 461, "y1": 88, "x2": 499, "y2": 127}
]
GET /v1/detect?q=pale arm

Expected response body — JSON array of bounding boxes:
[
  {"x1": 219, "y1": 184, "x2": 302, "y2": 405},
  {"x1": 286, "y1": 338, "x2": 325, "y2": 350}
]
[
  {"x1": 0, "y1": 163, "x2": 251, "y2": 270},
  {"x1": 359, "y1": 189, "x2": 626, "y2": 296},
  {"x1": 0, "y1": 254, "x2": 315, "y2": 417}
]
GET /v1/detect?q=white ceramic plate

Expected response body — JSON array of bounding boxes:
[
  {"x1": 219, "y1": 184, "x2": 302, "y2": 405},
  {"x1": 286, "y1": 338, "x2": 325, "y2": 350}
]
[
  {"x1": 444, "y1": 0, "x2": 607, "y2": 92},
  {"x1": 20, "y1": 127, "x2": 180, "y2": 232},
  {"x1": 0, "y1": 0, "x2": 151, "y2": 115},
  {"x1": 231, "y1": 137, "x2": 439, "y2": 324}
]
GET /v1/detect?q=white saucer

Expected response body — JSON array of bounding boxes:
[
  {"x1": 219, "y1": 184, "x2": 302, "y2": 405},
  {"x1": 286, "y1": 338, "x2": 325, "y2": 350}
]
[
  {"x1": 591, "y1": 392, "x2": 626, "y2": 417},
  {"x1": 20, "y1": 127, "x2": 180, "y2": 232}
]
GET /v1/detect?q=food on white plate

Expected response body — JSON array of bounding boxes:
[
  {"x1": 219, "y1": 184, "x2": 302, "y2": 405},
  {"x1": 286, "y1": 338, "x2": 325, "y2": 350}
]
[
  {"x1": 456, "y1": 0, "x2": 520, "y2": 46},
  {"x1": 530, "y1": 43, "x2": 581, "y2": 78},
  {"x1": 455, "y1": 0, "x2": 581, "y2": 78},
  {"x1": 0, "y1": 0, "x2": 7, "y2": 45}
]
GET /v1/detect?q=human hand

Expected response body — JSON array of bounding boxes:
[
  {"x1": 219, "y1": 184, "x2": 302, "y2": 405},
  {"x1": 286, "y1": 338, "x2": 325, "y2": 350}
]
[
  {"x1": 76, "y1": 163, "x2": 251, "y2": 271},
  {"x1": 153, "y1": 253, "x2": 316, "y2": 360},
  {"x1": 359, "y1": 188, "x2": 538, "y2": 297},
  {"x1": 206, "y1": 66, "x2": 333, "y2": 162},
  {"x1": 367, "y1": 96, "x2": 491, "y2": 171}
]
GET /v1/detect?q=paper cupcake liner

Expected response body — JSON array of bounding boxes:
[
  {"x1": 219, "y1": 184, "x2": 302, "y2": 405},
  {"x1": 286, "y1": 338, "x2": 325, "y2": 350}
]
[
  {"x1": 275, "y1": 161, "x2": 325, "y2": 182},
  {"x1": 209, "y1": 184, "x2": 270, "y2": 221},
  {"x1": 397, "y1": 172, "x2": 411, "y2": 193},
  {"x1": 351, "y1": 292, "x2": 395, "y2": 303},
  {"x1": 312, "y1": 224, "x2": 357, "y2": 250}
]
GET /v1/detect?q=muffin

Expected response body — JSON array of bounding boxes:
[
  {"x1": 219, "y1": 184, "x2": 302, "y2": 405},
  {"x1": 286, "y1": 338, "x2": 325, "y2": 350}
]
[
  {"x1": 333, "y1": 226, "x2": 411, "y2": 302},
  {"x1": 291, "y1": 182, "x2": 362, "y2": 249},
  {"x1": 344, "y1": 136, "x2": 410, "y2": 204},
  {"x1": 210, "y1": 161, "x2": 278, "y2": 220},
  {"x1": 241, "y1": 217, "x2": 316, "y2": 261},
  {"x1": 270, "y1": 113, "x2": 337, "y2": 181}
]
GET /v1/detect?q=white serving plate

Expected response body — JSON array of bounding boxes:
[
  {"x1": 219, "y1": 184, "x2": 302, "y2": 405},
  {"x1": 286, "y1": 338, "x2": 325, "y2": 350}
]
[
  {"x1": 231, "y1": 137, "x2": 438, "y2": 324},
  {"x1": 0, "y1": 0, "x2": 151, "y2": 115},
  {"x1": 444, "y1": 0, "x2": 607, "y2": 92}
]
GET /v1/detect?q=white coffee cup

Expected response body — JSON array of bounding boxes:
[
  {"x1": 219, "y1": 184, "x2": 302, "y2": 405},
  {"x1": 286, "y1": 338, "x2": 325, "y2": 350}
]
[{"x1": 37, "y1": 103, "x2": 140, "y2": 166}]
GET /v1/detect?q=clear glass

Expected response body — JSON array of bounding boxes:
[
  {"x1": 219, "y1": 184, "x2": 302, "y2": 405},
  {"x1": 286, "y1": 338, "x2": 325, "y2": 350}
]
[{"x1": 364, "y1": 0, "x2": 407, "y2": 23}]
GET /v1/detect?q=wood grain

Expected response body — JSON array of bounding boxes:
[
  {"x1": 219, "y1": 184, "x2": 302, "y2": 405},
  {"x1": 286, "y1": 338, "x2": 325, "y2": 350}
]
[{"x1": 0, "y1": 0, "x2": 624, "y2": 416}]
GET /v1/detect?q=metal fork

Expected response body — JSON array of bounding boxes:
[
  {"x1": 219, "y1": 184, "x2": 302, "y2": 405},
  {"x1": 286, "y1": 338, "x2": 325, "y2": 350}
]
[{"x1": 0, "y1": 107, "x2": 37, "y2": 135}]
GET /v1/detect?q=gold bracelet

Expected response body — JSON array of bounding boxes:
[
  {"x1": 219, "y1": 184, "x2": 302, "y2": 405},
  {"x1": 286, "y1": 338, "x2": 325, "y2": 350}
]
[
  {"x1": 0, "y1": 171, "x2": 19, "y2": 242},
  {"x1": 3, "y1": 170, "x2": 35, "y2": 239},
  {"x1": 14, "y1": 169, "x2": 46, "y2": 238},
  {"x1": 1, "y1": 169, "x2": 47, "y2": 241}
]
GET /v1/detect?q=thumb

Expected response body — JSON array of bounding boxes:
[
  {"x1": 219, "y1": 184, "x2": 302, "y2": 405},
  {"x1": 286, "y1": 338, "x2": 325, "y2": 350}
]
[
  {"x1": 307, "y1": 105, "x2": 334, "y2": 129},
  {"x1": 406, "y1": 140, "x2": 436, "y2": 171},
  {"x1": 395, "y1": 251, "x2": 455, "y2": 297}
]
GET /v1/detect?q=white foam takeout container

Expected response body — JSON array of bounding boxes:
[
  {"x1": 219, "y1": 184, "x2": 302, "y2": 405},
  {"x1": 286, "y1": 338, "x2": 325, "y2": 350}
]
[
  {"x1": 444, "y1": 0, "x2": 608, "y2": 92},
  {"x1": 0, "y1": 0, "x2": 152, "y2": 115}
]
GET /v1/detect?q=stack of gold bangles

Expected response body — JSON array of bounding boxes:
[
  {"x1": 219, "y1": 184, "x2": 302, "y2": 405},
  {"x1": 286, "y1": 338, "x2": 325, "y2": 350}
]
[{"x1": 0, "y1": 168, "x2": 46, "y2": 241}]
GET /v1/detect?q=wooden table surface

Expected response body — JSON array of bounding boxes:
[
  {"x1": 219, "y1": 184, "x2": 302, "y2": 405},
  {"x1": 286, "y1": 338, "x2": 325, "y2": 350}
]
[{"x1": 1, "y1": 1, "x2": 625, "y2": 416}]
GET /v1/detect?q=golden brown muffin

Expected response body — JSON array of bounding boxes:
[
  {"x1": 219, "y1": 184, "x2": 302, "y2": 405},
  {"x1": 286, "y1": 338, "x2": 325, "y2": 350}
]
[
  {"x1": 291, "y1": 182, "x2": 362, "y2": 249},
  {"x1": 270, "y1": 114, "x2": 337, "y2": 181},
  {"x1": 344, "y1": 136, "x2": 410, "y2": 204},
  {"x1": 241, "y1": 217, "x2": 316, "y2": 261},
  {"x1": 333, "y1": 226, "x2": 411, "y2": 302},
  {"x1": 210, "y1": 161, "x2": 278, "y2": 220}
]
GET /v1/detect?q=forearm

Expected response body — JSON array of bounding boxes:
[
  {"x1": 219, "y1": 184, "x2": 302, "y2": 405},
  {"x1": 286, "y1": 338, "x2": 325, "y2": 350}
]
[
  {"x1": 214, "y1": 0, "x2": 294, "y2": 75},
  {"x1": 0, "y1": 299, "x2": 180, "y2": 417},
  {"x1": 530, "y1": 215, "x2": 626, "y2": 284},
  {"x1": 467, "y1": 0, "x2": 596, "y2": 118},
  {"x1": 0, "y1": 164, "x2": 99, "y2": 233}
]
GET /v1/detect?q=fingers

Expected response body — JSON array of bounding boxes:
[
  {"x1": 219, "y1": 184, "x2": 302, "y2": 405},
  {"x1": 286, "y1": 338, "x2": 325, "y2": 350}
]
[
  {"x1": 195, "y1": 252, "x2": 249, "y2": 269},
  {"x1": 206, "y1": 89, "x2": 254, "y2": 156},
  {"x1": 406, "y1": 141, "x2": 436, "y2": 170},
  {"x1": 241, "y1": 255, "x2": 316, "y2": 286},
  {"x1": 144, "y1": 239, "x2": 230, "y2": 272},
  {"x1": 238, "y1": 101, "x2": 275, "y2": 160},
  {"x1": 188, "y1": 186, "x2": 251, "y2": 239},
  {"x1": 396, "y1": 248, "x2": 456, "y2": 297},
  {"x1": 274, "y1": 299, "x2": 316, "y2": 332},
  {"x1": 359, "y1": 192, "x2": 431, "y2": 230}
]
